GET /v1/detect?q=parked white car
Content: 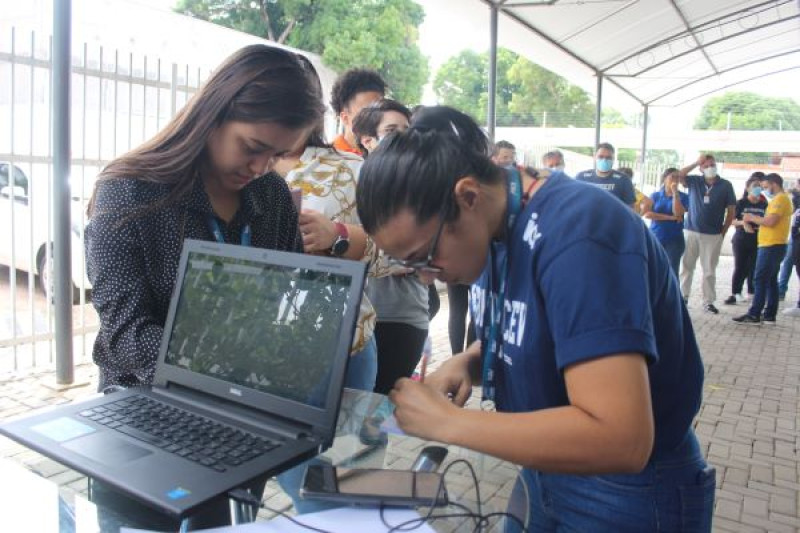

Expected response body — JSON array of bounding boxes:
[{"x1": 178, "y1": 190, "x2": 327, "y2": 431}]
[{"x1": 0, "y1": 162, "x2": 91, "y2": 304}]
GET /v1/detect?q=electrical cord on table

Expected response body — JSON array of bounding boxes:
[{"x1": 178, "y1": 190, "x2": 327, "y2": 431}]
[{"x1": 228, "y1": 458, "x2": 529, "y2": 533}]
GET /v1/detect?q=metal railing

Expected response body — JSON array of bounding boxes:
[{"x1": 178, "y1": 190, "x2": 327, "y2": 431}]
[{"x1": 1, "y1": 26, "x2": 207, "y2": 374}]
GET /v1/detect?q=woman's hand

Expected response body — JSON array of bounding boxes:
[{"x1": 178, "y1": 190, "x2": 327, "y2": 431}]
[
  {"x1": 389, "y1": 379, "x2": 461, "y2": 442},
  {"x1": 298, "y1": 210, "x2": 336, "y2": 253}
]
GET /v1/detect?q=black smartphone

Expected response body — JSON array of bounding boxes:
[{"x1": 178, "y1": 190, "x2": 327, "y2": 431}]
[{"x1": 300, "y1": 465, "x2": 448, "y2": 507}]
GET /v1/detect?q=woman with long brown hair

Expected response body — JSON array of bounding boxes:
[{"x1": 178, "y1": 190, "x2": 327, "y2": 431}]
[{"x1": 86, "y1": 45, "x2": 324, "y2": 391}]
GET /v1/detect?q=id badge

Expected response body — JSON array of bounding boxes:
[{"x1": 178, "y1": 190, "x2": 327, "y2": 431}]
[{"x1": 703, "y1": 195, "x2": 710, "y2": 204}]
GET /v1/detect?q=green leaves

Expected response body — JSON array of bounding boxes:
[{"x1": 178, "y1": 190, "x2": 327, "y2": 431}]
[
  {"x1": 695, "y1": 92, "x2": 800, "y2": 131},
  {"x1": 433, "y1": 47, "x2": 595, "y2": 127},
  {"x1": 174, "y1": 0, "x2": 429, "y2": 105}
]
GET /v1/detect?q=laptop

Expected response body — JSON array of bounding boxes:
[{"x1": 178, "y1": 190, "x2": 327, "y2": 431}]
[{"x1": 1, "y1": 239, "x2": 366, "y2": 518}]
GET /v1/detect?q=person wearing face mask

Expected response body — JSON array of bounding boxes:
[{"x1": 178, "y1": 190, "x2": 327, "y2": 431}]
[
  {"x1": 724, "y1": 173, "x2": 768, "y2": 305},
  {"x1": 618, "y1": 166, "x2": 653, "y2": 215},
  {"x1": 678, "y1": 153, "x2": 737, "y2": 314},
  {"x1": 643, "y1": 168, "x2": 688, "y2": 276},
  {"x1": 733, "y1": 173, "x2": 794, "y2": 324},
  {"x1": 491, "y1": 140, "x2": 517, "y2": 168},
  {"x1": 782, "y1": 185, "x2": 800, "y2": 318},
  {"x1": 352, "y1": 99, "x2": 432, "y2": 394},
  {"x1": 777, "y1": 180, "x2": 800, "y2": 300},
  {"x1": 575, "y1": 143, "x2": 636, "y2": 208},
  {"x1": 542, "y1": 150, "x2": 567, "y2": 174}
]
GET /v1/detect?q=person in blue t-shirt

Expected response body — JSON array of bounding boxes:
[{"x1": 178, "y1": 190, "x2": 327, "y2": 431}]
[
  {"x1": 356, "y1": 106, "x2": 713, "y2": 532},
  {"x1": 575, "y1": 142, "x2": 636, "y2": 208},
  {"x1": 678, "y1": 153, "x2": 737, "y2": 314},
  {"x1": 643, "y1": 167, "x2": 689, "y2": 276}
]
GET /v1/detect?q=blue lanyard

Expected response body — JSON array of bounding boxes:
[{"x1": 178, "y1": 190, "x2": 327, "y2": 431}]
[
  {"x1": 480, "y1": 167, "x2": 523, "y2": 406},
  {"x1": 207, "y1": 216, "x2": 251, "y2": 247}
]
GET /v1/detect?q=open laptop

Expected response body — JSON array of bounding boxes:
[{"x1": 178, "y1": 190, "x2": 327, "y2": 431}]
[{"x1": 1, "y1": 239, "x2": 366, "y2": 518}]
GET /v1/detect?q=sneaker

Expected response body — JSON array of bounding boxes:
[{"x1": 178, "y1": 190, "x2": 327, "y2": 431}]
[
  {"x1": 735, "y1": 293, "x2": 748, "y2": 303},
  {"x1": 782, "y1": 307, "x2": 800, "y2": 317},
  {"x1": 732, "y1": 314, "x2": 760, "y2": 324},
  {"x1": 724, "y1": 296, "x2": 737, "y2": 305},
  {"x1": 762, "y1": 315, "x2": 776, "y2": 324},
  {"x1": 704, "y1": 304, "x2": 719, "y2": 314}
]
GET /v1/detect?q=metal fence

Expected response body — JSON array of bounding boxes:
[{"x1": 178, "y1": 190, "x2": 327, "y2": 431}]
[{"x1": 0, "y1": 27, "x2": 207, "y2": 374}]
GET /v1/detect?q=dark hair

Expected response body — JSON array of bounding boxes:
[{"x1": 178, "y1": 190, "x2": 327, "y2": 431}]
[
  {"x1": 763, "y1": 172, "x2": 783, "y2": 188},
  {"x1": 596, "y1": 142, "x2": 615, "y2": 155},
  {"x1": 357, "y1": 106, "x2": 503, "y2": 234},
  {"x1": 542, "y1": 150, "x2": 563, "y2": 164},
  {"x1": 617, "y1": 167, "x2": 634, "y2": 178},
  {"x1": 351, "y1": 99, "x2": 412, "y2": 155},
  {"x1": 330, "y1": 69, "x2": 387, "y2": 115},
  {"x1": 89, "y1": 45, "x2": 325, "y2": 215},
  {"x1": 661, "y1": 167, "x2": 678, "y2": 183},
  {"x1": 492, "y1": 140, "x2": 515, "y2": 156},
  {"x1": 740, "y1": 172, "x2": 765, "y2": 200}
]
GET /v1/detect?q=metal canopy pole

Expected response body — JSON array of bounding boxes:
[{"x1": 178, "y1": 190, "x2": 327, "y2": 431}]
[
  {"x1": 53, "y1": 0, "x2": 74, "y2": 384},
  {"x1": 594, "y1": 73, "x2": 603, "y2": 148},
  {"x1": 640, "y1": 104, "x2": 649, "y2": 169},
  {"x1": 487, "y1": 3, "x2": 499, "y2": 142}
]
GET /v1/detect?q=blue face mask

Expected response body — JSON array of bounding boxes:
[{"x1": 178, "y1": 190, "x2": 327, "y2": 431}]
[
  {"x1": 596, "y1": 158, "x2": 613, "y2": 173},
  {"x1": 750, "y1": 186, "x2": 762, "y2": 197},
  {"x1": 762, "y1": 188, "x2": 774, "y2": 199}
]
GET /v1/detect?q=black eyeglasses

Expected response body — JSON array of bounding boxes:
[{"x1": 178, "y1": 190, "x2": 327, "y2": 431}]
[{"x1": 388, "y1": 207, "x2": 449, "y2": 274}]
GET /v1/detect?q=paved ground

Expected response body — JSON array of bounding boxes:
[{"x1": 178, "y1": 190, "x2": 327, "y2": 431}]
[{"x1": 0, "y1": 255, "x2": 798, "y2": 531}]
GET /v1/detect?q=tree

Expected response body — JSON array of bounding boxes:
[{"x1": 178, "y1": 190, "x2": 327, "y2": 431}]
[
  {"x1": 433, "y1": 48, "x2": 595, "y2": 127},
  {"x1": 174, "y1": 0, "x2": 429, "y2": 104},
  {"x1": 695, "y1": 92, "x2": 800, "y2": 131}
]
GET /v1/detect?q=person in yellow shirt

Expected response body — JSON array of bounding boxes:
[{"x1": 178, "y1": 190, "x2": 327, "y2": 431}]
[{"x1": 733, "y1": 173, "x2": 793, "y2": 324}]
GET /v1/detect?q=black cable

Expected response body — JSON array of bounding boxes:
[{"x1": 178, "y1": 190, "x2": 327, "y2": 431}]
[{"x1": 229, "y1": 459, "x2": 530, "y2": 533}]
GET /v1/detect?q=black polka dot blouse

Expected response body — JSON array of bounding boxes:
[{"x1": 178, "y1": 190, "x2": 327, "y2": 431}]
[{"x1": 85, "y1": 173, "x2": 303, "y2": 390}]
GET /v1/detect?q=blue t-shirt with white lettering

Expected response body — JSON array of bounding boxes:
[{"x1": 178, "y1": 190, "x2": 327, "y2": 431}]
[
  {"x1": 684, "y1": 175, "x2": 736, "y2": 234},
  {"x1": 575, "y1": 169, "x2": 636, "y2": 205},
  {"x1": 469, "y1": 173, "x2": 704, "y2": 457},
  {"x1": 649, "y1": 189, "x2": 690, "y2": 244}
]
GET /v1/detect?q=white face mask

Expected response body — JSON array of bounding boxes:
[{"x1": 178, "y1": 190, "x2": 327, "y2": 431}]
[
  {"x1": 549, "y1": 165, "x2": 565, "y2": 172},
  {"x1": 703, "y1": 166, "x2": 717, "y2": 179}
]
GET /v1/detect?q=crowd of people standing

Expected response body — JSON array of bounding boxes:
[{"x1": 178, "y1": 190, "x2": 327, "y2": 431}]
[{"x1": 82, "y1": 43, "x2": 799, "y2": 530}]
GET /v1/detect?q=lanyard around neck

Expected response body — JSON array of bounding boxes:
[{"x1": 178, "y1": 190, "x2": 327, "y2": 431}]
[
  {"x1": 480, "y1": 167, "x2": 523, "y2": 407},
  {"x1": 207, "y1": 216, "x2": 251, "y2": 247}
]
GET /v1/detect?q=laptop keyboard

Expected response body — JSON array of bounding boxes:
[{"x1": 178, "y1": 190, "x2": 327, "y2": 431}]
[{"x1": 78, "y1": 396, "x2": 283, "y2": 472}]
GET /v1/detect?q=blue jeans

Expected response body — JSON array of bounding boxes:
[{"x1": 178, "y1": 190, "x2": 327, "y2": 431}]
[
  {"x1": 505, "y1": 431, "x2": 715, "y2": 532},
  {"x1": 748, "y1": 245, "x2": 788, "y2": 319},
  {"x1": 344, "y1": 336, "x2": 378, "y2": 391},
  {"x1": 777, "y1": 235, "x2": 793, "y2": 296},
  {"x1": 660, "y1": 237, "x2": 685, "y2": 279}
]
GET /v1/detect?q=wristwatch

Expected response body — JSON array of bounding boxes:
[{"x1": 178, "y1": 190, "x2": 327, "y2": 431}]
[{"x1": 330, "y1": 222, "x2": 350, "y2": 256}]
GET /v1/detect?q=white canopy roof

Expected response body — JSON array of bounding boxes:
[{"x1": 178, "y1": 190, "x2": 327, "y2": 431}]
[{"x1": 466, "y1": 0, "x2": 800, "y2": 108}]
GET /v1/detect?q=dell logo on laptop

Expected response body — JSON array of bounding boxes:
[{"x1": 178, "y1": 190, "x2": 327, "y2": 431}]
[{"x1": 229, "y1": 388, "x2": 243, "y2": 397}]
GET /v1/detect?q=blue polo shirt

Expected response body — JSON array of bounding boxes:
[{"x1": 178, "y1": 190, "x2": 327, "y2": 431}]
[
  {"x1": 684, "y1": 175, "x2": 736, "y2": 234},
  {"x1": 649, "y1": 189, "x2": 690, "y2": 244},
  {"x1": 469, "y1": 174, "x2": 704, "y2": 457},
  {"x1": 575, "y1": 169, "x2": 636, "y2": 205}
]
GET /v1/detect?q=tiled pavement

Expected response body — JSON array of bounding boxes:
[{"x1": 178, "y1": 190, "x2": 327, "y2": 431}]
[{"x1": 0, "y1": 255, "x2": 798, "y2": 531}]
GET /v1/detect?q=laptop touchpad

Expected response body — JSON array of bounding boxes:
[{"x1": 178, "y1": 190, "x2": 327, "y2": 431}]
[{"x1": 64, "y1": 433, "x2": 152, "y2": 465}]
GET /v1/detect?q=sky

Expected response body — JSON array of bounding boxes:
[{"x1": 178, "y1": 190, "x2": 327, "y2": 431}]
[{"x1": 118, "y1": 0, "x2": 800, "y2": 129}]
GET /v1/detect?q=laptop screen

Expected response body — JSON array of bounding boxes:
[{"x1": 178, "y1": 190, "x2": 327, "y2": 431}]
[{"x1": 162, "y1": 251, "x2": 352, "y2": 408}]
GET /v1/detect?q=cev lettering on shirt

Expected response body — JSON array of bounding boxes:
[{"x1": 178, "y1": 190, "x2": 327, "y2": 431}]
[{"x1": 469, "y1": 286, "x2": 527, "y2": 349}]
